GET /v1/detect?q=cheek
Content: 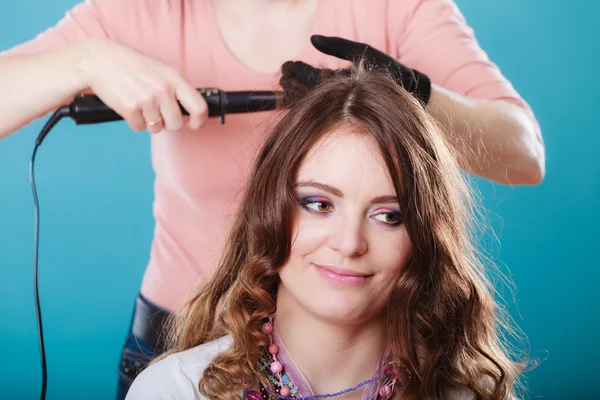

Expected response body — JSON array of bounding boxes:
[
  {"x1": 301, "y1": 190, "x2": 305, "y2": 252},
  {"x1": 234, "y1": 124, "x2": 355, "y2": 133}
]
[
  {"x1": 371, "y1": 228, "x2": 413, "y2": 276},
  {"x1": 289, "y1": 213, "x2": 329, "y2": 256}
]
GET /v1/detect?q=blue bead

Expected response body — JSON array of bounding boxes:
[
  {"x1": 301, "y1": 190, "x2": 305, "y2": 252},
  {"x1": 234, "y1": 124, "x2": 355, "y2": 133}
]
[{"x1": 282, "y1": 374, "x2": 289, "y2": 384}]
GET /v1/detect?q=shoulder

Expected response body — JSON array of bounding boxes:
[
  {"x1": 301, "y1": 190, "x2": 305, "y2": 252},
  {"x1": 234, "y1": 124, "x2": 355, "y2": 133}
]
[
  {"x1": 443, "y1": 375, "x2": 519, "y2": 400},
  {"x1": 125, "y1": 335, "x2": 234, "y2": 400},
  {"x1": 444, "y1": 387, "x2": 476, "y2": 400},
  {"x1": 172, "y1": 335, "x2": 235, "y2": 381}
]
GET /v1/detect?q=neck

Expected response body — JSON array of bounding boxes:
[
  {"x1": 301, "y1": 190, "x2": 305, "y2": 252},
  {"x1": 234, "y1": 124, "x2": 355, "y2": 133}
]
[
  {"x1": 216, "y1": 0, "x2": 307, "y2": 12},
  {"x1": 275, "y1": 287, "x2": 386, "y2": 397}
]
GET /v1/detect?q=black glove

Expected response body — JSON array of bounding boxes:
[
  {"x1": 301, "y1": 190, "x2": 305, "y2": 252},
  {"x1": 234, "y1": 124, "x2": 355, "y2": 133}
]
[{"x1": 284, "y1": 35, "x2": 431, "y2": 104}]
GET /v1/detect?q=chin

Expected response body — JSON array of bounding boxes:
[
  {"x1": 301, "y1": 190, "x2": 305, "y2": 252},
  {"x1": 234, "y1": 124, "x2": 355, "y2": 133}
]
[{"x1": 305, "y1": 295, "x2": 374, "y2": 326}]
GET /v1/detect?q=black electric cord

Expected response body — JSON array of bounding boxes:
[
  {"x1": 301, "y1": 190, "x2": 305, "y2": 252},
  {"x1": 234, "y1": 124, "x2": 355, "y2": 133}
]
[
  {"x1": 30, "y1": 106, "x2": 70, "y2": 400},
  {"x1": 27, "y1": 89, "x2": 282, "y2": 400}
]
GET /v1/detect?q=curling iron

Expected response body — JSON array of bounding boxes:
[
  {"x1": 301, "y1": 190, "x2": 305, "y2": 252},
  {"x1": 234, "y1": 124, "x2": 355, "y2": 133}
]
[
  {"x1": 35, "y1": 88, "x2": 284, "y2": 146},
  {"x1": 30, "y1": 88, "x2": 283, "y2": 400},
  {"x1": 70, "y1": 88, "x2": 283, "y2": 124}
]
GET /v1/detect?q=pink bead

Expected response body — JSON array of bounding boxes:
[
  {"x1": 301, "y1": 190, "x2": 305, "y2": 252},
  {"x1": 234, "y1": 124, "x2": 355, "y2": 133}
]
[
  {"x1": 280, "y1": 386, "x2": 291, "y2": 397},
  {"x1": 385, "y1": 366, "x2": 400, "y2": 380},
  {"x1": 270, "y1": 361, "x2": 283, "y2": 374},
  {"x1": 268, "y1": 344, "x2": 279, "y2": 355},
  {"x1": 245, "y1": 390, "x2": 263, "y2": 400},
  {"x1": 379, "y1": 385, "x2": 392, "y2": 399},
  {"x1": 262, "y1": 322, "x2": 274, "y2": 335}
]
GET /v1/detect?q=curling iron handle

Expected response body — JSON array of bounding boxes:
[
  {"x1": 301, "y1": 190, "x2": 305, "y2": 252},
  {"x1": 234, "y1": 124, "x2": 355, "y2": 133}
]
[{"x1": 70, "y1": 88, "x2": 226, "y2": 125}]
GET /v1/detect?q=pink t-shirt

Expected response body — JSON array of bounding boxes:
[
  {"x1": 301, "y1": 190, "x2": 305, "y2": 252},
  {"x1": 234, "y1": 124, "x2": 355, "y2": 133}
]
[{"x1": 2, "y1": 0, "x2": 534, "y2": 312}]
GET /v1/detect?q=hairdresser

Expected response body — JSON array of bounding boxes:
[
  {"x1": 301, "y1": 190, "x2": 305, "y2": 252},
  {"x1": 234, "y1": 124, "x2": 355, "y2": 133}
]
[{"x1": 0, "y1": 0, "x2": 545, "y2": 398}]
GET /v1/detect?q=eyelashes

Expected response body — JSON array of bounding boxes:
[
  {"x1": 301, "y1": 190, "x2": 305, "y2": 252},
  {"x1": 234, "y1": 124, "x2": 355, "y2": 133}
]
[
  {"x1": 299, "y1": 197, "x2": 333, "y2": 214},
  {"x1": 371, "y1": 211, "x2": 403, "y2": 226},
  {"x1": 297, "y1": 197, "x2": 403, "y2": 227}
]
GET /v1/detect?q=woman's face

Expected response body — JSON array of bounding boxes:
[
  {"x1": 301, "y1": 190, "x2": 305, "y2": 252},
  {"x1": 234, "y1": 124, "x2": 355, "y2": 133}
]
[{"x1": 278, "y1": 125, "x2": 413, "y2": 325}]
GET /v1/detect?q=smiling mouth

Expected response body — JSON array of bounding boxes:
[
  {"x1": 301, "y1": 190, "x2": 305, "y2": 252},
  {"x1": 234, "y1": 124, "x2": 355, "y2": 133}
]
[{"x1": 313, "y1": 264, "x2": 373, "y2": 286}]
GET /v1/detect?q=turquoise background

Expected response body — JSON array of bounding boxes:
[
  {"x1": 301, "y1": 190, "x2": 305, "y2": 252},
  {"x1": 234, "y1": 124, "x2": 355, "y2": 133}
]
[{"x1": 0, "y1": 0, "x2": 598, "y2": 399}]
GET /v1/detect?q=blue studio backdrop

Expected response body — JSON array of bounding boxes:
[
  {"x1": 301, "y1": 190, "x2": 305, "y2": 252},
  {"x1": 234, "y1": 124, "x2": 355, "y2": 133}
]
[{"x1": 0, "y1": 0, "x2": 598, "y2": 399}]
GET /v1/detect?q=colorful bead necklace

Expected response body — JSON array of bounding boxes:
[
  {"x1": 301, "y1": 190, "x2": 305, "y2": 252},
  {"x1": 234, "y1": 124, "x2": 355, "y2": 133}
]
[{"x1": 245, "y1": 315, "x2": 404, "y2": 400}]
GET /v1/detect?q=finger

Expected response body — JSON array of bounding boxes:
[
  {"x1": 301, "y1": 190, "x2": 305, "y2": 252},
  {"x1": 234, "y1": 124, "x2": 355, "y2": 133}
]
[
  {"x1": 175, "y1": 85, "x2": 208, "y2": 130},
  {"x1": 142, "y1": 78, "x2": 182, "y2": 132},
  {"x1": 289, "y1": 61, "x2": 322, "y2": 87},
  {"x1": 310, "y1": 35, "x2": 369, "y2": 61},
  {"x1": 141, "y1": 102, "x2": 164, "y2": 134},
  {"x1": 125, "y1": 109, "x2": 148, "y2": 133},
  {"x1": 310, "y1": 35, "x2": 393, "y2": 66},
  {"x1": 158, "y1": 95, "x2": 184, "y2": 132}
]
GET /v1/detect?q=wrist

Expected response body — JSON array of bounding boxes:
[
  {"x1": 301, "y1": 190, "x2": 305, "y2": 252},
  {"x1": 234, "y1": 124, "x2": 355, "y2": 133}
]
[{"x1": 72, "y1": 38, "x2": 109, "y2": 92}]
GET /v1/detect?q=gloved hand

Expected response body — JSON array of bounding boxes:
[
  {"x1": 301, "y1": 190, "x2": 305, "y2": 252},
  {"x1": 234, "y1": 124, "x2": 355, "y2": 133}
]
[{"x1": 283, "y1": 35, "x2": 431, "y2": 104}]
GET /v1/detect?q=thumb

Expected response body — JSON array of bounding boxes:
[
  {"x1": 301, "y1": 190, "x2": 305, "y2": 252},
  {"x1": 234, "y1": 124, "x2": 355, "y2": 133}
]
[{"x1": 283, "y1": 60, "x2": 323, "y2": 87}]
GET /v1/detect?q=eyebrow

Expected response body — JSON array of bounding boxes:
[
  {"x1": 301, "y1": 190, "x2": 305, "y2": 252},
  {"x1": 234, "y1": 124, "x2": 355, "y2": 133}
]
[{"x1": 296, "y1": 181, "x2": 399, "y2": 205}]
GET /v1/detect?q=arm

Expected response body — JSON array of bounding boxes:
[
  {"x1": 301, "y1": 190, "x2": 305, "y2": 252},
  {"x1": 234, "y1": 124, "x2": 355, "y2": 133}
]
[
  {"x1": 0, "y1": 44, "x2": 89, "y2": 140},
  {"x1": 395, "y1": 0, "x2": 545, "y2": 185},
  {"x1": 0, "y1": 0, "x2": 112, "y2": 140},
  {"x1": 427, "y1": 85, "x2": 544, "y2": 185},
  {"x1": 0, "y1": 0, "x2": 206, "y2": 139}
]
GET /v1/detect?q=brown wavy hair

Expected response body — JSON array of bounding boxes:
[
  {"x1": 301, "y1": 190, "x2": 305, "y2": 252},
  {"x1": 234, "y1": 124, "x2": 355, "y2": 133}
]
[{"x1": 157, "y1": 62, "x2": 533, "y2": 399}]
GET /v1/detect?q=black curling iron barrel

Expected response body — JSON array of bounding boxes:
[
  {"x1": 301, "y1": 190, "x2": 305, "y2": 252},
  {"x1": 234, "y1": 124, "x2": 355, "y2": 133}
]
[{"x1": 69, "y1": 88, "x2": 284, "y2": 125}]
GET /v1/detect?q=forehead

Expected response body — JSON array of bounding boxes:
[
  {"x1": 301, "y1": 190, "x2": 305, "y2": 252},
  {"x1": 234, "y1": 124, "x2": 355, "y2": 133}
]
[{"x1": 297, "y1": 125, "x2": 396, "y2": 196}]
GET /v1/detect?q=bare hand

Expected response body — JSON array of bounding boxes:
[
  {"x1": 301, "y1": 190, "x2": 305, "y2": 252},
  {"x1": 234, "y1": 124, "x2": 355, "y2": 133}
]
[{"x1": 78, "y1": 38, "x2": 208, "y2": 133}]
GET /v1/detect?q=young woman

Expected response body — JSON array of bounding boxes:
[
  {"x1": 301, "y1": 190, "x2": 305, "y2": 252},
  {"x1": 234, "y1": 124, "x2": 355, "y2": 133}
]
[
  {"x1": 125, "y1": 65, "x2": 530, "y2": 399},
  {"x1": 0, "y1": 1, "x2": 543, "y2": 397}
]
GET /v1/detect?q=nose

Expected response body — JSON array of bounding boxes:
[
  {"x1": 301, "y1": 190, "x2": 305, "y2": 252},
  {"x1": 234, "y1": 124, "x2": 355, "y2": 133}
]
[{"x1": 328, "y1": 213, "x2": 368, "y2": 257}]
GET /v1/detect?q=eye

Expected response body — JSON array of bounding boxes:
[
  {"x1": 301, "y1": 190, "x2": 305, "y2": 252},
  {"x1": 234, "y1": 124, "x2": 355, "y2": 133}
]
[
  {"x1": 299, "y1": 198, "x2": 334, "y2": 214},
  {"x1": 372, "y1": 211, "x2": 403, "y2": 226}
]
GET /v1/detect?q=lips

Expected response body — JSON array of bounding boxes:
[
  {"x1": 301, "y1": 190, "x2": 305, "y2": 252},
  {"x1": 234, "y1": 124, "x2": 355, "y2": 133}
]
[{"x1": 313, "y1": 264, "x2": 373, "y2": 286}]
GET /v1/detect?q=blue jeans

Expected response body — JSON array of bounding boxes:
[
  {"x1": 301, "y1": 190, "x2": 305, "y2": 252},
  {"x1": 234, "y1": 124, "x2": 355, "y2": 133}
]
[{"x1": 116, "y1": 295, "x2": 171, "y2": 400}]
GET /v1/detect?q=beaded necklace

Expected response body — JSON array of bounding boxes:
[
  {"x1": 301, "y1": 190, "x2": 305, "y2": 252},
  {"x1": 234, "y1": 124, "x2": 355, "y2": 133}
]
[{"x1": 244, "y1": 315, "x2": 406, "y2": 400}]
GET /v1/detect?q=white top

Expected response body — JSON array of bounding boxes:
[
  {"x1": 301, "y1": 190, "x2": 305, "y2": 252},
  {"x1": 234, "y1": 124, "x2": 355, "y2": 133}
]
[
  {"x1": 125, "y1": 335, "x2": 477, "y2": 400},
  {"x1": 125, "y1": 335, "x2": 237, "y2": 400}
]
